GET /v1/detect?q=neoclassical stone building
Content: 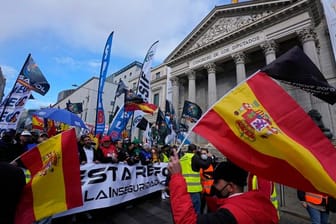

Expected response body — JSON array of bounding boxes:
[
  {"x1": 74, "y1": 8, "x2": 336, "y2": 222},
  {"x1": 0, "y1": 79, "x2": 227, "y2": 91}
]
[{"x1": 162, "y1": 0, "x2": 336, "y2": 143}]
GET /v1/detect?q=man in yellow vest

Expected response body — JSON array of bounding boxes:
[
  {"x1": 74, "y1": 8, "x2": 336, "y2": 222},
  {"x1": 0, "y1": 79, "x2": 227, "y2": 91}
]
[
  {"x1": 247, "y1": 174, "x2": 279, "y2": 216},
  {"x1": 180, "y1": 144, "x2": 212, "y2": 214}
]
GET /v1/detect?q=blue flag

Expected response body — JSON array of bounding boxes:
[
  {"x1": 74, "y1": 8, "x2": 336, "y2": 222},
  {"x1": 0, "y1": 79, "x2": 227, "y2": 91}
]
[
  {"x1": 107, "y1": 104, "x2": 132, "y2": 141},
  {"x1": 95, "y1": 32, "x2": 114, "y2": 135}
]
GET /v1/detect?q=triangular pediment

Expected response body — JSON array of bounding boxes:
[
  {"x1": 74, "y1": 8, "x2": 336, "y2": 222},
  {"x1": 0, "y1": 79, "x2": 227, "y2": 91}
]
[
  {"x1": 188, "y1": 11, "x2": 274, "y2": 52},
  {"x1": 164, "y1": 0, "x2": 321, "y2": 64}
]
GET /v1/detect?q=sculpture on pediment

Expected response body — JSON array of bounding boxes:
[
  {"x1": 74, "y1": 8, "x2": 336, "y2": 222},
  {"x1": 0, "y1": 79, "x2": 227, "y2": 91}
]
[{"x1": 189, "y1": 11, "x2": 273, "y2": 51}]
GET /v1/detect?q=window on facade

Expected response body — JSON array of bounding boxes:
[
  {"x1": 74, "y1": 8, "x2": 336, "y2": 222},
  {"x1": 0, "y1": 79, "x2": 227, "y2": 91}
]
[
  {"x1": 129, "y1": 72, "x2": 132, "y2": 77},
  {"x1": 133, "y1": 82, "x2": 137, "y2": 90},
  {"x1": 153, "y1": 93, "x2": 159, "y2": 106},
  {"x1": 155, "y1": 72, "x2": 161, "y2": 79}
]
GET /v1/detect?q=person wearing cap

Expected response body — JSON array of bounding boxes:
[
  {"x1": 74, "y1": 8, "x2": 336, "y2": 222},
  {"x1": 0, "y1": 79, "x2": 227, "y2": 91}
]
[
  {"x1": 37, "y1": 132, "x2": 49, "y2": 144},
  {"x1": 99, "y1": 135, "x2": 118, "y2": 163},
  {"x1": 168, "y1": 149, "x2": 279, "y2": 224},
  {"x1": 19, "y1": 130, "x2": 36, "y2": 152}
]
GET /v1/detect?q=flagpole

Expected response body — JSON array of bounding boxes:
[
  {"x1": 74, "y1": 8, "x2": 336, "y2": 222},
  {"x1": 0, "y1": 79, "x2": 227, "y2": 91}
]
[{"x1": 0, "y1": 54, "x2": 31, "y2": 123}]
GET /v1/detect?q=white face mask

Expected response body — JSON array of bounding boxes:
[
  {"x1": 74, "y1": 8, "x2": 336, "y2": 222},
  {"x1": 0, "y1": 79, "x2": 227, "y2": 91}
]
[{"x1": 201, "y1": 154, "x2": 208, "y2": 160}]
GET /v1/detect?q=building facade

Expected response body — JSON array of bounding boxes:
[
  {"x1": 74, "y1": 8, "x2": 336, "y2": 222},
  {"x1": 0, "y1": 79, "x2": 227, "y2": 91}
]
[
  {"x1": 53, "y1": 61, "x2": 143, "y2": 133},
  {"x1": 53, "y1": 77, "x2": 116, "y2": 130},
  {"x1": 162, "y1": 0, "x2": 336, "y2": 143}
]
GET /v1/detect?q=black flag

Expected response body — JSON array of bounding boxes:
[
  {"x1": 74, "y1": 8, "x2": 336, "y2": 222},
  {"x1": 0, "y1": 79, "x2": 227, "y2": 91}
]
[
  {"x1": 17, "y1": 54, "x2": 50, "y2": 96},
  {"x1": 181, "y1": 100, "x2": 202, "y2": 123},
  {"x1": 261, "y1": 46, "x2": 336, "y2": 104}
]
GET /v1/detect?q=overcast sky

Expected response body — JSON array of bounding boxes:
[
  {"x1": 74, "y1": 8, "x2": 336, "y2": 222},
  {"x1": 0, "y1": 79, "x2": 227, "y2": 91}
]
[{"x1": 0, "y1": 0, "x2": 241, "y2": 109}]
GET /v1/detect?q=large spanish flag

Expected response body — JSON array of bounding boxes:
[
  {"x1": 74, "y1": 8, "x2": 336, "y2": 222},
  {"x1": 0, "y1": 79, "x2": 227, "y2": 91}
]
[
  {"x1": 15, "y1": 129, "x2": 83, "y2": 223},
  {"x1": 193, "y1": 72, "x2": 336, "y2": 197}
]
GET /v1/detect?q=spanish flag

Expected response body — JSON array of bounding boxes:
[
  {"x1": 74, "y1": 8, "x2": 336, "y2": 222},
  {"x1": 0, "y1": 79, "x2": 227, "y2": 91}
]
[
  {"x1": 15, "y1": 129, "x2": 83, "y2": 223},
  {"x1": 193, "y1": 72, "x2": 336, "y2": 197},
  {"x1": 32, "y1": 115, "x2": 44, "y2": 130},
  {"x1": 125, "y1": 102, "x2": 158, "y2": 114}
]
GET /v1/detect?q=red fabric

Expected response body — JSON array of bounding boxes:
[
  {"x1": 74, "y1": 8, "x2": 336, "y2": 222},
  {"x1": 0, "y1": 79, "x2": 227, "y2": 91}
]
[
  {"x1": 221, "y1": 191, "x2": 278, "y2": 223},
  {"x1": 170, "y1": 173, "x2": 279, "y2": 224},
  {"x1": 169, "y1": 174, "x2": 198, "y2": 224},
  {"x1": 193, "y1": 72, "x2": 336, "y2": 196},
  {"x1": 247, "y1": 174, "x2": 273, "y2": 198},
  {"x1": 100, "y1": 144, "x2": 118, "y2": 158}
]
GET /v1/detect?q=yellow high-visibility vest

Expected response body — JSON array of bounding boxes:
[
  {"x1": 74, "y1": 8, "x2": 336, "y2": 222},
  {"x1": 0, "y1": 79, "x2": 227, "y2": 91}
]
[{"x1": 180, "y1": 153, "x2": 202, "y2": 193}]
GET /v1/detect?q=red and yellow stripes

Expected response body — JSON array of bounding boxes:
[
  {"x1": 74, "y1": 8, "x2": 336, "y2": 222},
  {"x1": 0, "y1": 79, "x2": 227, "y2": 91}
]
[
  {"x1": 15, "y1": 129, "x2": 82, "y2": 224},
  {"x1": 32, "y1": 115, "x2": 44, "y2": 130},
  {"x1": 194, "y1": 72, "x2": 336, "y2": 197},
  {"x1": 125, "y1": 102, "x2": 158, "y2": 114}
]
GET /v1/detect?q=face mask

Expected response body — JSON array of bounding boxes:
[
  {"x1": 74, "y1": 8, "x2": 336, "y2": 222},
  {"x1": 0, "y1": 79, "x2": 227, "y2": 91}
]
[
  {"x1": 211, "y1": 184, "x2": 230, "y2": 198},
  {"x1": 200, "y1": 154, "x2": 208, "y2": 160}
]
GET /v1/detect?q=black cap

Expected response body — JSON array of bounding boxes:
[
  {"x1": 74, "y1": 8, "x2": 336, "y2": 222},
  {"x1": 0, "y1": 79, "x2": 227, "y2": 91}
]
[{"x1": 213, "y1": 161, "x2": 248, "y2": 187}]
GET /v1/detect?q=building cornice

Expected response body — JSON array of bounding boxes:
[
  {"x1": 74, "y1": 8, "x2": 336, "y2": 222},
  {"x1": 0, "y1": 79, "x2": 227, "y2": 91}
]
[{"x1": 165, "y1": 0, "x2": 321, "y2": 67}]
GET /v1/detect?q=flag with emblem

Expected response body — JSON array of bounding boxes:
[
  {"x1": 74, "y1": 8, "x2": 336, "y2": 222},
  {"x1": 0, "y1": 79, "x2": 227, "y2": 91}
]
[
  {"x1": 15, "y1": 128, "x2": 83, "y2": 224},
  {"x1": 193, "y1": 71, "x2": 336, "y2": 198},
  {"x1": 32, "y1": 115, "x2": 44, "y2": 131}
]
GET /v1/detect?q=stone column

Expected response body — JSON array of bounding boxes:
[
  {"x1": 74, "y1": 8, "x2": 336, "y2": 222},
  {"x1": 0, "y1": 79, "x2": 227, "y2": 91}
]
[
  {"x1": 187, "y1": 70, "x2": 196, "y2": 102},
  {"x1": 232, "y1": 52, "x2": 246, "y2": 84},
  {"x1": 170, "y1": 76, "x2": 179, "y2": 117},
  {"x1": 260, "y1": 40, "x2": 277, "y2": 64},
  {"x1": 204, "y1": 63, "x2": 217, "y2": 108},
  {"x1": 296, "y1": 27, "x2": 322, "y2": 111},
  {"x1": 297, "y1": 27, "x2": 320, "y2": 68},
  {"x1": 298, "y1": 27, "x2": 332, "y2": 126}
]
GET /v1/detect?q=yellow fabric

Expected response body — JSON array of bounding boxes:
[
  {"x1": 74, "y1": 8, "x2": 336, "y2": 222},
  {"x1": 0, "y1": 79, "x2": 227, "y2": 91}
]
[
  {"x1": 162, "y1": 153, "x2": 169, "y2": 162},
  {"x1": 180, "y1": 153, "x2": 202, "y2": 193},
  {"x1": 32, "y1": 134, "x2": 67, "y2": 220},
  {"x1": 213, "y1": 81, "x2": 336, "y2": 196}
]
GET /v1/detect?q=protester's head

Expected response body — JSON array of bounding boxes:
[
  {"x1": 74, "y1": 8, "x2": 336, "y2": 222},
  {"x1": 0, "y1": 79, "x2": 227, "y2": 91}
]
[
  {"x1": 115, "y1": 139, "x2": 123, "y2": 148},
  {"x1": 211, "y1": 161, "x2": 248, "y2": 198},
  {"x1": 37, "y1": 132, "x2": 49, "y2": 143},
  {"x1": 81, "y1": 135, "x2": 92, "y2": 148},
  {"x1": 200, "y1": 148, "x2": 208, "y2": 160},
  {"x1": 188, "y1": 144, "x2": 197, "y2": 153},
  {"x1": 101, "y1": 135, "x2": 112, "y2": 147},
  {"x1": 1, "y1": 130, "x2": 14, "y2": 143},
  {"x1": 20, "y1": 130, "x2": 32, "y2": 144}
]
